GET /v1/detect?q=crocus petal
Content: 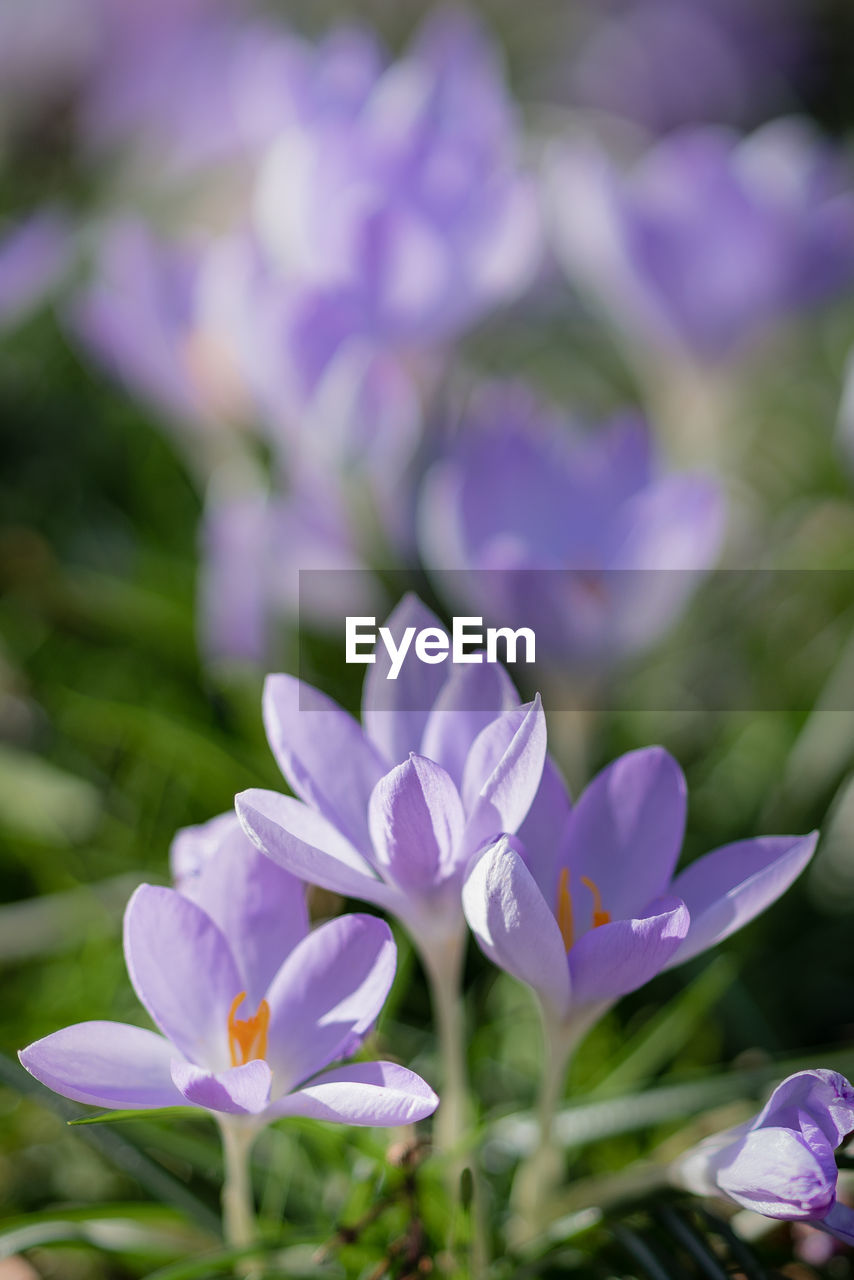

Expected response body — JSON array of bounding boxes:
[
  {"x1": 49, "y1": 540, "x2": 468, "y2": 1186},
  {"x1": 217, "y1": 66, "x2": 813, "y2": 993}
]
[
  {"x1": 368, "y1": 755, "x2": 465, "y2": 891},
  {"x1": 123, "y1": 885, "x2": 241, "y2": 1072},
  {"x1": 716, "y1": 1126, "x2": 836, "y2": 1220},
  {"x1": 563, "y1": 747, "x2": 686, "y2": 922},
  {"x1": 461, "y1": 695, "x2": 547, "y2": 857},
  {"x1": 667, "y1": 833, "x2": 818, "y2": 966},
  {"x1": 514, "y1": 756, "x2": 573, "y2": 902},
  {"x1": 236, "y1": 788, "x2": 399, "y2": 913},
  {"x1": 171, "y1": 1059, "x2": 272, "y2": 1116},
  {"x1": 264, "y1": 914, "x2": 397, "y2": 1092},
  {"x1": 462, "y1": 837, "x2": 572, "y2": 1019},
  {"x1": 822, "y1": 1201, "x2": 854, "y2": 1245},
  {"x1": 19, "y1": 1022, "x2": 184, "y2": 1110},
  {"x1": 753, "y1": 1070, "x2": 854, "y2": 1150},
  {"x1": 568, "y1": 897, "x2": 690, "y2": 1007},
  {"x1": 361, "y1": 593, "x2": 450, "y2": 763},
  {"x1": 419, "y1": 662, "x2": 519, "y2": 789},
  {"x1": 263, "y1": 673, "x2": 387, "y2": 850},
  {"x1": 270, "y1": 1061, "x2": 438, "y2": 1126},
  {"x1": 172, "y1": 812, "x2": 308, "y2": 1006}
]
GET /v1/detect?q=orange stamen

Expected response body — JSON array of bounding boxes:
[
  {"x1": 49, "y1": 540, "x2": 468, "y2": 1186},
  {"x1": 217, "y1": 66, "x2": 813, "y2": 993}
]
[
  {"x1": 580, "y1": 876, "x2": 611, "y2": 929},
  {"x1": 227, "y1": 991, "x2": 270, "y2": 1067},
  {"x1": 557, "y1": 867, "x2": 574, "y2": 952}
]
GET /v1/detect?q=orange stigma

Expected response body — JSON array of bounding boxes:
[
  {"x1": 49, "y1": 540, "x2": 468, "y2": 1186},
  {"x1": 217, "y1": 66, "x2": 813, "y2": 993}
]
[
  {"x1": 227, "y1": 992, "x2": 270, "y2": 1067},
  {"x1": 581, "y1": 876, "x2": 611, "y2": 929},
  {"x1": 557, "y1": 868, "x2": 574, "y2": 951},
  {"x1": 556, "y1": 871, "x2": 611, "y2": 952}
]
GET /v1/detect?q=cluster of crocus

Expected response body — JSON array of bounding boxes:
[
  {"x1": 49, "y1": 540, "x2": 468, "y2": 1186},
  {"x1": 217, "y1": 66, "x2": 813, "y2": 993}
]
[{"x1": 17, "y1": 595, "x2": 826, "y2": 1250}]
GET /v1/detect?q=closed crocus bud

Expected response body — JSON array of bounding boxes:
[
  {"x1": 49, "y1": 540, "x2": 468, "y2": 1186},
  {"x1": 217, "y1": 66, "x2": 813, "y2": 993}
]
[{"x1": 673, "y1": 1070, "x2": 854, "y2": 1245}]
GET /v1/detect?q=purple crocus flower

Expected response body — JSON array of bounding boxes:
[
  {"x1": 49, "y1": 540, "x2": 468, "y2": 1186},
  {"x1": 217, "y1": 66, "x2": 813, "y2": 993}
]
[
  {"x1": 254, "y1": 10, "x2": 541, "y2": 345},
  {"x1": 547, "y1": 119, "x2": 854, "y2": 364},
  {"x1": 463, "y1": 746, "x2": 817, "y2": 1035},
  {"x1": 235, "y1": 593, "x2": 546, "y2": 961},
  {"x1": 0, "y1": 211, "x2": 72, "y2": 334},
  {"x1": 568, "y1": 0, "x2": 810, "y2": 134},
  {"x1": 418, "y1": 382, "x2": 724, "y2": 666},
  {"x1": 19, "y1": 881, "x2": 437, "y2": 1127},
  {"x1": 674, "y1": 1069, "x2": 854, "y2": 1245}
]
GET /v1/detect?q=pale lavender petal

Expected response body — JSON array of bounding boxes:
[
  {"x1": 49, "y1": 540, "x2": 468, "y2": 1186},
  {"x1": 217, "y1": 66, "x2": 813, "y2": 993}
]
[
  {"x1": 19, "y1": 1022, "x2": 184, "y2": 1110},
  {"x1": 419, "y1": 662, "x2": 520, "y2": 789},
  {"x1": 123, "y1": 885, "x2": 240, "y2": 1072},
  {"x1": 462, "y1": 837, "x2": 572, "y2": 1019},
  {"x1": 822, "y1": 1201, "x2": 854, "y2": 1245},
  {"x1": 568, "y1": 898, "x2": 690, "y2": 1007},
  {"x1": 564, "y1": 747, "x2": 687, "y2": 922},
  {"x1": 461, "y1": 695, "x2": 547, "y2": 857},
  {"x1": 171, "y1": 1059, "x2": 272, "y2": 1116},
  {"x1": 271, "y1": 1061, "x2": 438, "y2": 1126},
  {"x1": 368, "y1": 755, "x2": 465, "y2": 891},
  {"x1": 264, "y1": 914, "x2": 397, "y2": 1092},
  {"x1": 263, "y1": 674, "x2": 386, "y2": 851},
  {"x1": 754, "y1": 1070, "x2": 854, "y2": 1150},
  {"x1": 668, "y1": 833, "x2": 818, "y2": 965},
  {"x1": 362, "y1": 594, "x2": 450, "y2": 762},
  {"x1": 515, "y1": 756, "x2": 573, "y2": 901},
  {"x1": 171, "y1": 811, "x2": 308, "y2": 1007},
  {"x1": 235, "y1": 788, "x2": 398, "y2": 912},
  {"x1": 716, "y1": 1126, "x2": 836, "y2": 1220}
]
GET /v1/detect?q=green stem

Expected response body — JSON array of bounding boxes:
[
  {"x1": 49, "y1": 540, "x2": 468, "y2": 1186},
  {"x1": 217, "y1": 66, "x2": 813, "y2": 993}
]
[
  {"x1": 512, "y1": 1009, "x2": 600, "y2": 1242},
  {"x1": 220, "y1": 1119, "x2": 261, "y2": 1278},
  {"x1": 420, "y1": 930, "x2": 469, "y2": 1158},
  {"x1": 420, "y1": 931, "x2": 490, "y2": 1276}
]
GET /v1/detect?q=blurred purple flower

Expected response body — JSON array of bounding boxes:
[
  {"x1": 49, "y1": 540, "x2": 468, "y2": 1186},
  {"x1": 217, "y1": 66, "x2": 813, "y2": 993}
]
[
  {"x1": 197, "y1": 233, "x2": 425, "y2": 481},
  {"x1": 547, "y1": 119, "x2": 854, "y2": 364},
  {"x1": 198, "y1": 477, "x2": 379, "y2": 665},
  {"x1": 418, "y1": 383, "x2": 724, "y2": 665},
  {"x1": 569, "y1": 0, "x2": 810, "y2": 134},
  {"x1": 674, "y1": 1069, "x2": 854, "y2": 1244},
  {"x1": 20, "y1": 882, "x2": 437, "y2": 1127},
  {"x1": 70, "y1": 220, "x2": 249, "y2": 434},
  {"x1": 236, "y1": 594, "x2": 546, "y2": 958},
  {"x1": 0, "y1": 212, "x2": 72, "y2": 333},
  {"x1": 254, "y1": 9, "x2": 541, "y2": 344},
  {"x1": 463, "y1": 746, "x2": 817, "y2": 1032},
  {"x1": 78, "y1": 0, "x2": 310, "y2": 178}
]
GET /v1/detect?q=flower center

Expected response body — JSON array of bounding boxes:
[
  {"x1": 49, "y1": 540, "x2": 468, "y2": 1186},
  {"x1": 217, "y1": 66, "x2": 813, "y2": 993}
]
[
  {"x1": 227, "y1": 991, "x2": 270, "y2": 1067},
  {"x1": 556, "y1": 869, "x2": 611, "y2": 952}
]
